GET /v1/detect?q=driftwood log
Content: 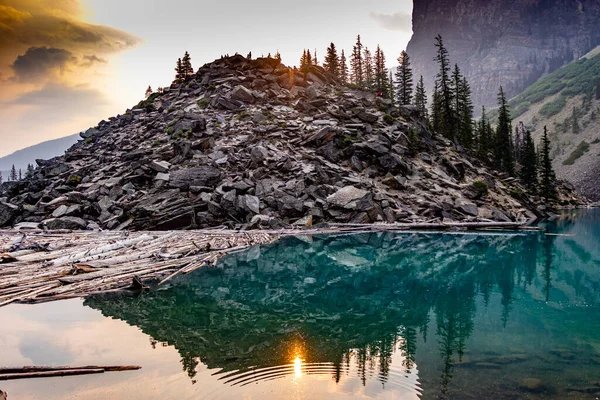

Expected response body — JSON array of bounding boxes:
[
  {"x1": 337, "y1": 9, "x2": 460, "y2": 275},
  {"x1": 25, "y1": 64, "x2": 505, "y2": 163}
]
[
  {"x1": 0, "y1": 222, "x2": 533, "y2": 307},
  {"x1": 0, "y1": 365, "x2": 141, "y2": 381}
]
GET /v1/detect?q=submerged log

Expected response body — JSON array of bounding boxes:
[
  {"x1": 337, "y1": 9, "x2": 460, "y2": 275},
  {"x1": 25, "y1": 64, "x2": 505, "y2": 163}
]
[{"x1": 0, "y1": 365, "x2": 141, "y2": 374}]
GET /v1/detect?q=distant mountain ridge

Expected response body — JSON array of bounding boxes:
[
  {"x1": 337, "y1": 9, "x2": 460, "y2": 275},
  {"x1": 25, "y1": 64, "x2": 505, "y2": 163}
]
[{"x1": 0, "y1": 134, "x2": 80, "y2": 180}]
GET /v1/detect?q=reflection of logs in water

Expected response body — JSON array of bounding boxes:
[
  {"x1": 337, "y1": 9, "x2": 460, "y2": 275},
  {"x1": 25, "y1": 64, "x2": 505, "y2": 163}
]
[{"x1": 212, "y1": 361, "x2": 423, "y2": 394}]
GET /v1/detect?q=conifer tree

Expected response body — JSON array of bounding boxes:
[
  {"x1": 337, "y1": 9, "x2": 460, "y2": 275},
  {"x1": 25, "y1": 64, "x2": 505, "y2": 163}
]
[
  {"x1": 451, "y1": 64, "x2": 463, "y2": 135},
  {"x1": 145, "y1": 86, "x2": 153, "y2": 98},
  {"x1": 495, "y1": 86, "x2": 514, "y2": 174},
  {"x1": 174, "y1": 58, "x2": 184, "y2": 83},
  {"x1": 306, "y1": 49, "x2": 313, "y2": 66},
  {"x1": 388, "y1": 71, "x2": 396, "y2": 105},
  {"x1": 275, "y1": 51, "x2": 282, "y2": 62},
  {"x1": 431, "y1": 83, "x2": 442, "y2": 134},
  {"x1": 520, "y1": 130, "x2": 538, "y2": 191},
  {"x1": 0, "y1": 172, "x2": 3, "y2": 185},
  {"x1": 434, "y1": 35, "x2": 455, "y2": 139},
  {"x1": 539, "y1": 126, "x2": 557, "y2": 203},
  {"x1": 374, "y1": 45, "x2": 387, "y2": 95},
  {"x1": 313, "y1": 49, "x2": 318, "y2": 66},
  {"x1": 458, "y1": 75, "x2": 474, "y2": 149},
  {"x1": 9, "y1": 165, "x2": 17, "y2": 181},
  {"x1": 395, "y1": 51, "x2": 413, "y2": 105},
  {"x1": 18, "y1": 169, "x2": 22, "y2": 180},
  {"x1": 351, "y1": 35, "x2": 364, "y2": 86},
  {"x1": 339, "y1": 50, "x2": 349, "y2": 84},
  {"x1": 364, "y1": 47, "x2": 374, "y2": 90},
  {"x1": 477, "y1": 106, "x2": 493, "y2": 158},
  {"x1": 414, "y1": 75, "x2": 427, "y2": 117},
  {"x1": 323, "y1": 43, "x2": 340, "y2": 78},
  {"x1": 572, "y1": 108, "x2": 580, "y2": 134},
  {"x1": 182, "y1": 51, "x2": 193, "y2": 79},
  {"x1": 26, "y1": 163, "x2": 34, "y2": 178}
]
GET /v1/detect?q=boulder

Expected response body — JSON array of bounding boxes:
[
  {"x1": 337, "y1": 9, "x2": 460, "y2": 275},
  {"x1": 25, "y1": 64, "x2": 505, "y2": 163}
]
[
  {"x1": 42, "y1": 217, "x2": 87, "y2": 230},
  {"x1": 0, "y1": 201, "x2": 19, "y2": 226},
  {"x1": 327, "y1": 186, "x2": 369, "y2": 208},
  {"x1": 170, "y1": 167, "x2": 221, "y2": 190},
  {"x1": 356, "y1": 111, "x2": 378, "y2": 124},
  {"x1": 229, "y1": 85, "x2": 255, "y2": 103},
  {"x1": 150, "y1": 160, "x2": 171, "y2": 173},
  {"x1": 455, "y1": 199, "x2": 479, "y2": 216}
]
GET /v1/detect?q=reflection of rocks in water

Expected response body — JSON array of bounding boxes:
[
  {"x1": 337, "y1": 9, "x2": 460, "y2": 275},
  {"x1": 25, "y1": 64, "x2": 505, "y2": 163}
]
[{"x1": 85, "y1": 219, "x2": 600, "y2": 398}]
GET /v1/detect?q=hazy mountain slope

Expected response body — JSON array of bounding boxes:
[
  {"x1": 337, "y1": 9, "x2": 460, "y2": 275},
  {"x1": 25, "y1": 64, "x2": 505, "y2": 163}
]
[
  {"x1": 0, "y1": 134, "x2": 80, "y2": 180},
  {"x1": 407, "y1": 0, "x2": 600, "y2": 110},
  {"x1": 508, "y1": 48, "x2": 600, "y2": 200}
]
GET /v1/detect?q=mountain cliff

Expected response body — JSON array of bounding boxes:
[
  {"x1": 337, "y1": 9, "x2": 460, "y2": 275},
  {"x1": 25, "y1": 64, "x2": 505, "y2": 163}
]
[
  {"x1": 0, "y1": 55, "x2": 583, "y2": 231},
  {"x1": 407, "y1": 0, "x2": 600, "y2": 109},
  {"x1": 506, "y1": 47, "x2": 600, "y2": 200}
]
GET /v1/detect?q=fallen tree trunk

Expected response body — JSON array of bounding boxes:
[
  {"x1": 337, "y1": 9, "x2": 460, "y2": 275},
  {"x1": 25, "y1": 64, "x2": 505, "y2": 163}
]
[{"x1": 0, "y1": 365, "x2": 141, "y2": 374}]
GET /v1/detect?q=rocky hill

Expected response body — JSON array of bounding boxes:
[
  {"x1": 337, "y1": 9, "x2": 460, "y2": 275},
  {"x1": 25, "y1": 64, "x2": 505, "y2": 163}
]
[
  {"x1": 0, "y1": 55, "x2": 584, "y2": 231},
  {"x1": 505, "y1": 48, "x2": 600, "y2": 200},
  {"x1": 407, "y1": 0, "x2": 600, "y2": 109}
]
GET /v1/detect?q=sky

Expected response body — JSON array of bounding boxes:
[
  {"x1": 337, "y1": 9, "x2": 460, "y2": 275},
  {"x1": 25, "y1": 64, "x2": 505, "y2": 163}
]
[{"x1": 0, "y1": 0, "x2": 413, "y2": 157}]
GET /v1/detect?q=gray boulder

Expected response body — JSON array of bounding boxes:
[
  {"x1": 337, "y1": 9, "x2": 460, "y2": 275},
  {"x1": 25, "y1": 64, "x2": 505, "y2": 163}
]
[
  {"x1": 327, "y1": 186, "x2": 369, "y2": 208},
  {"x1": 230, "y1": 85, "x2": 255, "y2": 103},
  {"x1": 169, "y1": 167, "x2": 221, "y2": 190},
  {"x1": 43, "y1": 217, "x2": 87, "y2": 230},
  {"x1": 0, "y1": 202, "x2": 19, "y2": 226}
]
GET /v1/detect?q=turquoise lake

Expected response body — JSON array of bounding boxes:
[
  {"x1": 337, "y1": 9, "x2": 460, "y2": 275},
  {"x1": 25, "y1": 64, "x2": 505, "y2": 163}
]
[{"x1": 1, "y1": 209, "x2": 599, "y2": 399}]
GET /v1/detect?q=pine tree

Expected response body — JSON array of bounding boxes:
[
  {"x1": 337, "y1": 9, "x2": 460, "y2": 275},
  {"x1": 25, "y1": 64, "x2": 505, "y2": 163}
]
[
  {"x1": 0, "y1": 172, "x2": 3, "y2": 185},
  {"x1": 374, "y1": 45, "x2": 387, "y2": 95},
  {"x1": 431, "y1": 82, "x2": 442, "y2": 134},
  {"x1": 388, "y1": 71, "x2": 395, "y2": 105},
  {"x1": 313, "y1": 49, "x2": 318, "y2": 66},
  {"x1": 26, "y1": 163, "x2": 34, "y2": 178},
  {"x1": 457, "y1": 75, "x2": 474, "y2": 149},
  {"x1": 395, "y1": 51, "x2": 413, "y2": 105},
  {"x1": 145, "y1": 86, "x2": 153, "y2": 98},
  {"x1": 323, "y1": 43, "x2": 340, "y2": 78},
  {"x1": 275, "y1": 51, "x2": 282, "y2": 62},
  {"x1": 414, "y1": 75, "x2": 427, "y2": 117},
  {"x1": 451, "y1": 64, "x2": 463, "y2": 136},
  {"x1": 539, "y1": 126, "x2": 557, "y2": 203},
  {"x1": 339, "y1": 50, "x2": 349, "y2": 84},
  {"x1": 434, "y1": 35, "x2": 455, "y2": 139},
  {"x1": 351, "y1": 35, "x2": 364, "y2": 87},
  {"x1": 9, "y1": 165, "x2": 17, "y2": 181},
  {"x1": 363, "y1": 47, "x2": 374, "y2": 90},
  {"x1": 520, "y1": 129, "x2": 538, "y2": 191},
  {"x1": 182, "y1": 51, "x2": 193, "y2": 79},
  {"x1": 477, "y1": 106, "x2": 493, "y2": 158},
  {"x1": 174, "y1": 58, "x2": 184, "y2": 83},
  {"x1": 306, "y1": 49, "x2": 313, "y2": 66},
  {"x1": 495, "y1": 86, "x2": 515, "y2": 174},
  {"x1": 18, "y1": 169, "x2": 22, "y2": 180},
  {"x1": 572, "y1": 108, "x2": 580, "y2": 133},
  {"x1": 300, "y1": 49, "x2": 308, "y2": 69}
]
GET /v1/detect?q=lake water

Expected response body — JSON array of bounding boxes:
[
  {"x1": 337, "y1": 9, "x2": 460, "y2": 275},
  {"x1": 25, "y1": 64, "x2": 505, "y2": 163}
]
[{"x1": 1, "y1": 209, "x2": 599, "y2": 399}]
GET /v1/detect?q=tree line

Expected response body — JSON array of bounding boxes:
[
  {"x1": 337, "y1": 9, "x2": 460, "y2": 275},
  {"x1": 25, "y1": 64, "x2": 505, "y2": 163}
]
[{"x1": 0, "y1": 164, "x2": 34, "y2": 184}]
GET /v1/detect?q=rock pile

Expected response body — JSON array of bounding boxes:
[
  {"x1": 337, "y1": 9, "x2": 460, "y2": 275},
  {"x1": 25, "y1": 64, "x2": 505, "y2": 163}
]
[{"x1": 0, "y1": 55, "x2": 585, "y2": 231}]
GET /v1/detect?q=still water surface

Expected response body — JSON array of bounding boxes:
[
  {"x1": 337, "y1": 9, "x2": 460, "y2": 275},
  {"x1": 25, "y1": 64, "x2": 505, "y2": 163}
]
[{"x1": 1, "y1": 209, "x2": 599, "y2": 399}]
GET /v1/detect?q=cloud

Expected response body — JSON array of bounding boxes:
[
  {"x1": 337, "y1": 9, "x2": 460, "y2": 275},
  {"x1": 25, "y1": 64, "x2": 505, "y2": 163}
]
[
  {"x1": 11, "y1": 46, "x2": 76, "y2": 81},
  {"x1": 81, "y1": 54, "x2": 107, "y2": 67},
  {"x1": 369, "y1": 11, "x2": 412, "y2": 32},
  {"x1": 0, "y1": 0, "x2": 141, "y2": 81}
]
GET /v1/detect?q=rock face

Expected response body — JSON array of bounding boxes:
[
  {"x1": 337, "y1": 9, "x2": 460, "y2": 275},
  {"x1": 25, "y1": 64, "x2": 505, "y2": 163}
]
[
  {"x1": 407, "y1": 0, "x2": 600, "y2": 109},
  {"x1": 0, "y1": 55, "x2": 584, "y2": 231}
]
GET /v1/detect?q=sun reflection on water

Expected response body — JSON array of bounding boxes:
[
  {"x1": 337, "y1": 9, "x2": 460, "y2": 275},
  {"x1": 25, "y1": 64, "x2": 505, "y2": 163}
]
[{"x1": 293, "y1": 356, "x2": 302, "y2": 379}]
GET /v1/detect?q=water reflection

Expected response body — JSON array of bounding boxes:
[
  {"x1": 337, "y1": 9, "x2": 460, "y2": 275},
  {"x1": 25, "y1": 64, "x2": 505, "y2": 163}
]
[{"x1": 85, "y1": 209, "x2": 600, "y2": 399}]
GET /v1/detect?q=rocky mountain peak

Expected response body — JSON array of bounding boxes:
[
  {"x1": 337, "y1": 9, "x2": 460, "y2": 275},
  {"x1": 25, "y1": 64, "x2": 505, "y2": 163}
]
[{"x1": 0, "y1": 55, "x2": 583, "y2": 231}]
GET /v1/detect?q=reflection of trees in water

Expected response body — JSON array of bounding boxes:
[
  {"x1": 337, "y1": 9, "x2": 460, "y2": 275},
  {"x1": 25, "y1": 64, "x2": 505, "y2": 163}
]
[{"x1": 85, "y1": 223, "x2": 598, "y2": 393}]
